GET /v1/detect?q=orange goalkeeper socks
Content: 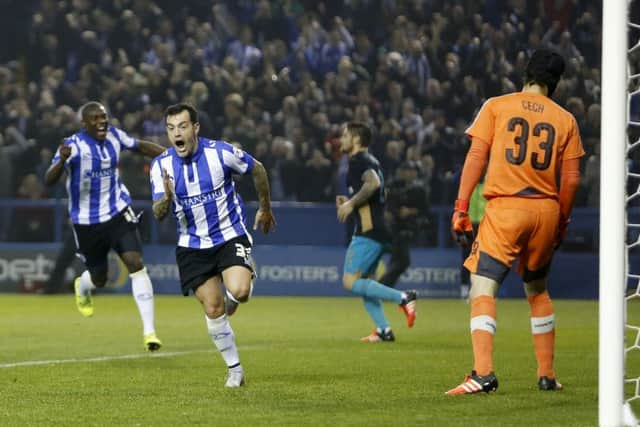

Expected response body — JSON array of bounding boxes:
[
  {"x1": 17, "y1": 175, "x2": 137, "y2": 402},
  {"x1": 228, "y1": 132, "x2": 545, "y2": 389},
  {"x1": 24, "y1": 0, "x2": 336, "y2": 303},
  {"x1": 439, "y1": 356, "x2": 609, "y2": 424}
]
[
  {"x1": 528, "y1": 290, "x2": 556, "y2": 378},
  {"x1": 470, "y1": 295, "x2": 497, "y2": 376}
]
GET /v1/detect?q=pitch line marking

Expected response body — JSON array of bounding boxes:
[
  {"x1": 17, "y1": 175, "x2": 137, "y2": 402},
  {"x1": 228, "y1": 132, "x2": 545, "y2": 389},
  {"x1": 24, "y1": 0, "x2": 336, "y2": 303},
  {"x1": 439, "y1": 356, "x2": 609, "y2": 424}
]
[
  {"x1": 0, "y1": 345, "x2": 431, "y2": 369},
  {"x1": 0, "y1": 349, "x2": 213, "y2": 369}
]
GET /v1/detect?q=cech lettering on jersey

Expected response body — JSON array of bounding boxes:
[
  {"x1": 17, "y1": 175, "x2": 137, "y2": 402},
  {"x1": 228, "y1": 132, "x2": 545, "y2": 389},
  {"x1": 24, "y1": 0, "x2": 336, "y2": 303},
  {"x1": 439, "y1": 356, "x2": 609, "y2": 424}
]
[
  {"x1": 85, "y1": 168, "x2": 116, "y2": 179},
  {"x1": 178, "y1": 188, "x2": 225, "y2": 208},
  {"x1": 521, "y1": 100, "x2": 544, "y2": 113}
]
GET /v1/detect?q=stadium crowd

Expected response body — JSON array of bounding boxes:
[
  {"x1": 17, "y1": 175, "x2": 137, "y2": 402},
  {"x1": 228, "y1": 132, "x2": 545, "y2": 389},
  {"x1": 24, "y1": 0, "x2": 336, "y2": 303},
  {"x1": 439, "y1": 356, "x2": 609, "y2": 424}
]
[{"x1": 0, "y1": 0, "x2": 604, "y2": 210}]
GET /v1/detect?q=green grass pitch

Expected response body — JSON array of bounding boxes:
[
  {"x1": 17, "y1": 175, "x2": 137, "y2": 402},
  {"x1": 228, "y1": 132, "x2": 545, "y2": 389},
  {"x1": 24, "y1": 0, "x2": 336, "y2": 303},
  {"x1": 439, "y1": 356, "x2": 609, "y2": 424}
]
[{"x1": 0, "y1": 294, "x2": 635, "y2": 426}]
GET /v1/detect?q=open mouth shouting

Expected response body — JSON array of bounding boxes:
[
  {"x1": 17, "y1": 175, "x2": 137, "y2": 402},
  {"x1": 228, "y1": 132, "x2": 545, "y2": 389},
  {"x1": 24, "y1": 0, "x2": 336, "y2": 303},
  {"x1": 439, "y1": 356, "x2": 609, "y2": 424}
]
[
  {"x1": 174, "y1": 139, "x2": 188, "y2": 155},
  {"x1": 96, "y1": 124, "x2": 107, "y2": 139}
]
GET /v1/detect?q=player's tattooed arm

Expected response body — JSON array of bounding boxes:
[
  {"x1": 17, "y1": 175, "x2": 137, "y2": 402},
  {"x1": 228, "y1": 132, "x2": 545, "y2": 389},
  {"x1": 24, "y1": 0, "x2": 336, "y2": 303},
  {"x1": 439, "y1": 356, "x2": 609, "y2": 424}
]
[
  {"x1": 152, "y1": 169, "x2": 173, "y2": 221},
  {"x1": 337, "y1": 169, "x2": 380, "y2": 223},
  {"x1": 252, "y1": 160, "x2": 276, "y2": 233},
  {"x1": 350, "y1": 169, "x2": 381, "y2": 207},
  {"x1": 152, "y1": 196, "x2": 172, "y2": 221},
  {"x1": 137, "y1": 139, "x2": 166, "y2": 158}
]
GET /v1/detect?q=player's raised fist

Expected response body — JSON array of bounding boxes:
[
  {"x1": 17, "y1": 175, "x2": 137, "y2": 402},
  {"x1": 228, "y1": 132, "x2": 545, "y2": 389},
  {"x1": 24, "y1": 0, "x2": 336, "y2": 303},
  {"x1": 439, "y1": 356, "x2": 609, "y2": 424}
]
[{"x1": 59, "y1": 144, "x2": 72, "y2": 160}]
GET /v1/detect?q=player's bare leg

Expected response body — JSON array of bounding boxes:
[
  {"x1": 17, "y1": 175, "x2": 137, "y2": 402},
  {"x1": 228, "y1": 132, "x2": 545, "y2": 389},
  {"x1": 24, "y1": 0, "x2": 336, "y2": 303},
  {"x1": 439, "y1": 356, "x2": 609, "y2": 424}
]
[{"x1": 222, "y1": 259, "x2": 256, "y2": 316}]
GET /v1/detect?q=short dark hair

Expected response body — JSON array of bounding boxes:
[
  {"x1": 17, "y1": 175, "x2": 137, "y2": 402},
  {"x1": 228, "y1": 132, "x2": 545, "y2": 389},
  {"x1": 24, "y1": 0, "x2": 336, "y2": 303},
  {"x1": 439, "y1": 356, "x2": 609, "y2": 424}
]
[
  {"x1": 79, "y1": 101, "x2": 105, "y2": 120},
  {"x1": 524, "y1": 49, "x2": 565, "y2": 97},
  {"x1": 346, "y1": 121, "x2": 372, "y2": 147},
  {"x1": 164, "y1": 103, "x2": 199, "y2": 123}
]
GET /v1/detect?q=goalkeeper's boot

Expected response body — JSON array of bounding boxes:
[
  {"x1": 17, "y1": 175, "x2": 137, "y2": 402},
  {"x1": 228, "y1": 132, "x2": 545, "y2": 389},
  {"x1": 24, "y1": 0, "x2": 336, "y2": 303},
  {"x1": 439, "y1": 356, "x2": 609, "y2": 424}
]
[
  {"x1": 445, "y1": 371, "x2": 498, "y2": 396},
  {"x1": 143, "y1": 332, "x2": 162, "y2": 352},
  {"x1": 74, "y1": 277, "x2": 94, "y2": 318},
  {"x1": 360, "y1": 328, "x2": 395, "y2": 343},
  {"x1": 225, "y1": 369, "x2": 245, "y2": 388},
  {"x1": 538, "y1": 376, "x2": 563, "y2": 391},
  {"x1": 399, "y1": 290, "x2": 417, "y2": 327}
]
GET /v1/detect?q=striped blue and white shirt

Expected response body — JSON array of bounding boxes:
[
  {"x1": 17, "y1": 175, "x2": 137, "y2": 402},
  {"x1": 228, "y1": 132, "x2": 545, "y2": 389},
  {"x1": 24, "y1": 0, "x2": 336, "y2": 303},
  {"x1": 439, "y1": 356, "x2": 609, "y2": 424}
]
[
  {"x1": 52, "y1": 127, "x2": 138, "y2": 225},
  {"x1": 149, "y1": 137, "x2": 254, "y2": 249}
]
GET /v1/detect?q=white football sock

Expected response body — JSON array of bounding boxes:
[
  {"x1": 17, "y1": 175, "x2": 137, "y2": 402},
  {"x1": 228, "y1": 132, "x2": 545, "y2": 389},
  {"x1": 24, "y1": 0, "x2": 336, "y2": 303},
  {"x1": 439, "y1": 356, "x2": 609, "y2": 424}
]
[
  {"x1": 78, "y1": 270, "x2": 96, "y2": 296},
  {"x1": 130, "y1": 267, "x2": 156, "y2": 335},
  {"x1": 206, "y1": 314, "x2": 241, "y2": 369}
]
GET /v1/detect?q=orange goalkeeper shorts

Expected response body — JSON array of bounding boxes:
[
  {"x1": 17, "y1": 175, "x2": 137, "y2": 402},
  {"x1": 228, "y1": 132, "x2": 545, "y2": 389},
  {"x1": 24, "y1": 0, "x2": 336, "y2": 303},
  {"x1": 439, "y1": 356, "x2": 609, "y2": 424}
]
[{"x1": 464, "y1": 197, "x2": 560, "y2": 283}]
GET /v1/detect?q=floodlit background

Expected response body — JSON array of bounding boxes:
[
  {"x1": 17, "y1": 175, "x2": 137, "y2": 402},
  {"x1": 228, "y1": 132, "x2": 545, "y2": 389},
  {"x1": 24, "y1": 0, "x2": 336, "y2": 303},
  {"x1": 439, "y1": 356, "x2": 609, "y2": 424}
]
[{"x1": 1, "y1": 1, "x2": 637, "y2": 425}]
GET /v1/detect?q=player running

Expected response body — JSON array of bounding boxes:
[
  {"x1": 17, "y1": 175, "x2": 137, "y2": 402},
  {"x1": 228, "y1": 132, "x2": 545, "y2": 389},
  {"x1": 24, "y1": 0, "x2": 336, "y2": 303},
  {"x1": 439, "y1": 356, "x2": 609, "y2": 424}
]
[
  {"x1": 44, "y1": 101, "x2": 166, "y2": 351},
  {"x1": 150, "y1": 103, "x2": 275, "y2": 387},
  {"x1": 336, "y1": 121, "x2": 417, "y2": 343}
]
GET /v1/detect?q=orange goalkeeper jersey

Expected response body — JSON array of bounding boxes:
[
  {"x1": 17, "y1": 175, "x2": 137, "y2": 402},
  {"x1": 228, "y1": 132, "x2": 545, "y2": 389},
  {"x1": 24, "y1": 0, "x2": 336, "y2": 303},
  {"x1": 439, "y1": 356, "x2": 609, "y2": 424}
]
[{"x1": 466, "y1": 92, "x2": 585, "y2": 199}]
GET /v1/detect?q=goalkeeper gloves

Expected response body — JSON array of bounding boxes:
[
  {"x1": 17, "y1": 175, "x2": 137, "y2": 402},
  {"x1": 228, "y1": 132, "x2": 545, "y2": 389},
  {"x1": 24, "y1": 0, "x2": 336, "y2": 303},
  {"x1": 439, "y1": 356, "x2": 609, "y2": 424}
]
[{"x1": 451, "y1": 199, "x2": 474, "y2": 247}]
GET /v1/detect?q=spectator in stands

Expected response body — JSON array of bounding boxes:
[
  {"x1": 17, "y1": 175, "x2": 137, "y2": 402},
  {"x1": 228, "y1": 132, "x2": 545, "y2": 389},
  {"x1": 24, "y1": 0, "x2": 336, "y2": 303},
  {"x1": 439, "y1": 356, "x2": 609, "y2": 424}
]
[
  {"x1": 185, "y1": 82, "x2": 215, "y2": 137},
  {"x1": 582, "y1": 139, "x2": 600, "y2": 208},
  {"x1": 223, "y1": 93, "x2": 256, "y2": 150},
  {"x1": 140, "y1": 104, "x2": 166, "y2": 140},
  {"x1": 301, "y1": 148, "x2": 333, "y2": 202},
  {"x1": 43, "y1": 219, "x2": 80, "y2": 294},
  {"x1": 405, "y1": 38, "x2": 432, "y2": 100},
  {"x1": 380, "y1": 162, "x2": 429, "y2": 288},
  {"x1": 400, "y1": 98, "x2": 424, "y2": 146},
  {"x1": 381, "y1": 139, "x2": 404, "y2": 179},
  {"x1": 0, "y1": 0, "x2": 602, "y2": 226},
  {"x1": 12, "y1": 174, "x2": 52, "y2": 242},
  {"x1": 228, "y1": 26, "x2": 262, "y2": 73},
  {"x1": 0, "y1": 126, "x2": 34, "y2": 198}
]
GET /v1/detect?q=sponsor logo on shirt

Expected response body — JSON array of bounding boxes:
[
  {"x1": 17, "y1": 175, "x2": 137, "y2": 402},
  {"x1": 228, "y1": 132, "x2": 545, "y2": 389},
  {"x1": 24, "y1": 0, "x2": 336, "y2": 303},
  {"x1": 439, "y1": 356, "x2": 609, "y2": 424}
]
[
  {"x1": 177, "y1": 188, "x2": 225, "y2": 208},
  {"x1": 85, "y1": 168, "x2": 115, "y2": 179}
]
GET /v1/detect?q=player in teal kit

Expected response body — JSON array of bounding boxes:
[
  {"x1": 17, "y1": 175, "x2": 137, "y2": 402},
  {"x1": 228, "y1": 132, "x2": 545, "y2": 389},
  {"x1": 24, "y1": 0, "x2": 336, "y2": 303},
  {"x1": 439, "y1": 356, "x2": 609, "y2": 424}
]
[{"x1": 336, "y1": 122, "x2": 417, "y2": 342}]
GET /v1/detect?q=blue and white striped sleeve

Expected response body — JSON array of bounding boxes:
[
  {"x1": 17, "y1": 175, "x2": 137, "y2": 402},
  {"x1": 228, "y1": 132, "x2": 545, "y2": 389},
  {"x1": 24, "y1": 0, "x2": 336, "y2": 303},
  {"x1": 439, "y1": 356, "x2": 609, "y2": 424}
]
[
  {"x1": 220, "y1": 142, "x2": 255, "y2": 175},
  {"x1": 149, "y1": 158, "x2": 165, "y2": 201},
  {"x1": 111, "y1": 127, "x2": 138, "y2": 150}
]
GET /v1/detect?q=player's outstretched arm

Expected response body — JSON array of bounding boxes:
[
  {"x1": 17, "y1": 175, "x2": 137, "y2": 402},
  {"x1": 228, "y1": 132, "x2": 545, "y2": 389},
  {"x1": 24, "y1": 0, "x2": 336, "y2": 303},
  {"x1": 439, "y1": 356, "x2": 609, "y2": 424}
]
[
  {"x1": 44, "y1": 144, "x2": 71, "y2": 186},
  {"x1": 152, "y1": 169, "x2": 173, "y2": 221},
  {"x1": 337, "y1": 169, "x2": 380, "y2": 223},
  {"x1": 251, "y1": 160, "x2": 276, "y2": 233},
  {"x1": 137, "y1": 139, "x2": 166, "y2": 158}
]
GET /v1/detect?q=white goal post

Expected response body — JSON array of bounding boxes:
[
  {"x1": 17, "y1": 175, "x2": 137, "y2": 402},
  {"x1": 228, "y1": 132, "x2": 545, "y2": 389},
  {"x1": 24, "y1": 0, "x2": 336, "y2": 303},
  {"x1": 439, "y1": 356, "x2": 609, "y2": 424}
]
[{"x1": 600, "y1": 1, "x2": 634, "y2": 426}]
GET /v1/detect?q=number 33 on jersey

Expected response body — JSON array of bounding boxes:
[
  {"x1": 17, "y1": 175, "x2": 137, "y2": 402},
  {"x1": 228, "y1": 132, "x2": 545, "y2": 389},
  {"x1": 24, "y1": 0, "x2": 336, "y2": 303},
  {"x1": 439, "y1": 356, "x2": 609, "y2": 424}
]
[{"x1": 466, "y1": 92, "x2": 585, "y2": 199}]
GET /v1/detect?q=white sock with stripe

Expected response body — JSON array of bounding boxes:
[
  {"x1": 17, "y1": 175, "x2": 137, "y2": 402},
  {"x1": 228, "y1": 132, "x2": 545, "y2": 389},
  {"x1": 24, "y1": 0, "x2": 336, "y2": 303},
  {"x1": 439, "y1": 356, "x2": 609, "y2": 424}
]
[
  {"x1": 206, "y1": 314, "x2": 241, "y2": 369},
  {"x1": 130, "y1": 267, "x2": 156, "y2": 335},
  {"x1": 77, "y1": 270, "x2": 96, "y2": 296}
]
